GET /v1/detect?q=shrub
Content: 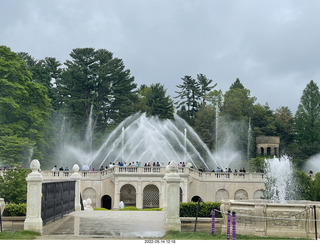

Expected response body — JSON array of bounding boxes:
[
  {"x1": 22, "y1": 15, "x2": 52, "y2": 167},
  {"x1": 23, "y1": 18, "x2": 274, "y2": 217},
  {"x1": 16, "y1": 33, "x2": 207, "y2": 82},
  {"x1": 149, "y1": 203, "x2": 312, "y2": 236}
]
[
  {"x1": 180, "y1": 201, "x2": 221, "y2": 218},
  {"x1": 3, "y1": 203, "x2": 26, "y2": 216}
]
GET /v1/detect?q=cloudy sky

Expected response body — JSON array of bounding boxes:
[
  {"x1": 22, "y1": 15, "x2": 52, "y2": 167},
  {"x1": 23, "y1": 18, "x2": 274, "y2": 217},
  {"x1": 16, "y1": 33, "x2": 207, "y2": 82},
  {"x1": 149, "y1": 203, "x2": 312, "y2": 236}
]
[{"x1": 2, "y1": 0, "x2": 320, "y2": 113}]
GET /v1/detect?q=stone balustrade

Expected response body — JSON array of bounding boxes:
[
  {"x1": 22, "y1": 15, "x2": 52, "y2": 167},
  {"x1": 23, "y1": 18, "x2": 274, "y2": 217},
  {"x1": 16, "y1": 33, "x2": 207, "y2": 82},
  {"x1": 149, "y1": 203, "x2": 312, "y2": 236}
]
[{"x1": 39, "y1": 166, "x2": 265, "y2": 183}]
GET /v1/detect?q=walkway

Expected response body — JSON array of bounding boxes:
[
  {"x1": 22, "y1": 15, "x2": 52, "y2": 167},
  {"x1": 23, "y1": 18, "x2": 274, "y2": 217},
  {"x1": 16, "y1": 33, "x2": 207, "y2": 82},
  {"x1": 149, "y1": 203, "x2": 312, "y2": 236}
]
[{"x1": 37, "y1": 211, "x2": 165, "y2": 240}]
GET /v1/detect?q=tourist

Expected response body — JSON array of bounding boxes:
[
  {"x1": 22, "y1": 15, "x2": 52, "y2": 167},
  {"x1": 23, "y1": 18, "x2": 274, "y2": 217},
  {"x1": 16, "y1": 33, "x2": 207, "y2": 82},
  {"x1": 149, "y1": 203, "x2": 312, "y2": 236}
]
[
  {"x1": 100, "y1": 165, "x2": 104, "y2": 171},
  {"x1": 65, "y1": 166, "x2": 69, "y2": 177},
  {"x1": 178, "y1": 162, "x2": 183, "y2": 167},
  {"x1": 156, "y1": 162, "x2": 160, "y2": 167},
  {"x1": 182, "y1": 162, "x2": 186, "y2": 167},
  {"x1": 52, "y1": 165, "x2": 57, "y2": 176},
  {"x1": 135, "y1": 161, "x2": 139, "y2": 167}
]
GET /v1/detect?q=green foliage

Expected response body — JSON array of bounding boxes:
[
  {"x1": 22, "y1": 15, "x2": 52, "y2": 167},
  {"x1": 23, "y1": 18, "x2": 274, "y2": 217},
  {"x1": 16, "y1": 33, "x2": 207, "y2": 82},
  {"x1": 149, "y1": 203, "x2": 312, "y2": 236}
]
[
  {"x1": 0, "y1": 230, "x2": 40, "y2": 240},
  {"x1": 2, "y1": 203, "x2": 27, "y2": 216},
  {"x1": 221, "y1": 78, "x2": 256, "y2": 121},
  {"x1": 194, "y1": 105, "x2": 216, "y2": 150},
  {"x1": 179, "y1": 201, "x2": 221, "y2": 218},
  {"x1": 0, "y1": 169, "x2": 30, "y2": 204},
  {"x1": 294, "y1": 80, "x2": 320, "y2": 158},
  {"x1": 0, "y1": 46, "x2": 51, "y2": 166},
  {"x1": 137, "y1": 83, "x2": 174, "y2": 119},
  {"x1": 292, "y1": 170, "x2": 312, "y2": 200},
  {"x1": 311, "y1": 172, "x2": 320, "y2": 201},
  {"x1": 247, "y1": 157, "x2": 265, "y2": 172}
]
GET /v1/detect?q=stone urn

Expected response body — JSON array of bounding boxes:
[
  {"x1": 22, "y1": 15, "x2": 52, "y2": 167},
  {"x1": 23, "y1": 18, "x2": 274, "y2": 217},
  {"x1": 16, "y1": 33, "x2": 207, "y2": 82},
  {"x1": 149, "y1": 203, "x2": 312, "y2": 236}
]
[{"x1": 0, "y1": 198, "x2": 5, "y2": 216}]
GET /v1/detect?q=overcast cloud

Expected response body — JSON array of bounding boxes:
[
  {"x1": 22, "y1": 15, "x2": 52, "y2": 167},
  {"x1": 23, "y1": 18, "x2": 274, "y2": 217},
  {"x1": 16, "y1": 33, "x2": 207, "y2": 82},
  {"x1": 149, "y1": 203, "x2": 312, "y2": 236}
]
[{"x1": 2, "y1": 0, "x2": 320, "y2": 113}]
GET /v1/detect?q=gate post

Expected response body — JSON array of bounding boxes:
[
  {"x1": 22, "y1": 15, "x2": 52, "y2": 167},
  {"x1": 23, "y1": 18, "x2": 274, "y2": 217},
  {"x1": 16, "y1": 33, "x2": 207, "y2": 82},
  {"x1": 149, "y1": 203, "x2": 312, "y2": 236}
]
[
  {"x1": 164, "y1": 160, "x2": 182, "y2": 232},
  {"x1": 71, "y1": 164, "x2": 81, "y2": 211},
  {"x1": 24, "y1": 159, "x2": 43, "y2": 233}
]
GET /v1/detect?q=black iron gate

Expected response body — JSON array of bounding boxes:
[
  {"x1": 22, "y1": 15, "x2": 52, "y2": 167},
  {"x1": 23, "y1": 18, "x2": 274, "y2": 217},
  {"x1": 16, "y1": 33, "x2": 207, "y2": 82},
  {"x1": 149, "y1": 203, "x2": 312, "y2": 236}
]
[{"x1": 41, "y1": 181, "x2": 75, "y2": 225}]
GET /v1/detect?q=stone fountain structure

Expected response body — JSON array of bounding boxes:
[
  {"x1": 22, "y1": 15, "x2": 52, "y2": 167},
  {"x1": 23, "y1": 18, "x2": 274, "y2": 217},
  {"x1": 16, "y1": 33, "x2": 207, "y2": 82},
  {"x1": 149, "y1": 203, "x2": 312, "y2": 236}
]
[{"x1": 221, "y1": 156, "x2": 320, "y2": 239}]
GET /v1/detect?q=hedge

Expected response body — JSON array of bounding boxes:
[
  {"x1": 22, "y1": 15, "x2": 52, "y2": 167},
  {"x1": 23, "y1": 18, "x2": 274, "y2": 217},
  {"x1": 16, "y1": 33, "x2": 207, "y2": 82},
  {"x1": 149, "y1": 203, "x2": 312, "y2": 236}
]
[
  {"x1": 3, "y1": 203, "x2": 26, "y2": 216},
  {"x1": 180, "y1": 202, "x2": 222, "y2": 218}
]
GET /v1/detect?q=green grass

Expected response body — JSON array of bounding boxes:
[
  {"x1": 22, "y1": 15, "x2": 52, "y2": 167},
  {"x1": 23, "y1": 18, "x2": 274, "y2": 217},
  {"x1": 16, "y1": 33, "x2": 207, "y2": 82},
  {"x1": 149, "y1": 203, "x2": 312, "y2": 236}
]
[
  {"x1": 163, "y1": 231, "x2": 311, "y2": 240},
  {"x1": 0, "y1": 230, "x2": 40, "y2": 240}
]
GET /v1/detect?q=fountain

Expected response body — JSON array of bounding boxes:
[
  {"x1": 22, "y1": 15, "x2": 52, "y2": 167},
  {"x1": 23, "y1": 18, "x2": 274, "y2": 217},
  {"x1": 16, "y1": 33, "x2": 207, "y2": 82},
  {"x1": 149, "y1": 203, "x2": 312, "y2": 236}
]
[
  {"x1": 221, "y1": 155, "x2": 320, "y2": 238},
  {"x1": 264, "y1": 155, "x2": 296, "y2": 203},
  {"x1": 60, "y1": 113, "x2": 223, "y2": 170}
]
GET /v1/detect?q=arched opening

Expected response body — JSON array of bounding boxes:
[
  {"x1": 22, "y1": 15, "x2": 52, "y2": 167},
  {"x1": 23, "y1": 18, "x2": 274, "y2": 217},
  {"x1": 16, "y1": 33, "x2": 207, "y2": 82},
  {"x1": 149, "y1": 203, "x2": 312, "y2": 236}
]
[
  {"x1": 143, "y1": 184, "x2": 159, "y2": 208},
  {"x1": 267, "y1": 147, "x2": 271, "y2": 156},
  {"x1": 120, "y1": 184, "x2": 136, "y2": 207},
  {"x1": 82, "y1": 187, "x2": 97, "y2": 207},
  {"x1": 253, "y1": 190, "x2": 264, "y2": 200},
  {"x1": 191, "y1": 195, "x2": 202, "y2": 202},
  {"x1": 215, "y1": 189, "x2": 229, "y2": 202},
  {"x1": 101, "y1": 195, "x2": 112, "y2": 209},
  {"x1": 180, "y1": 187, "x2": 183, "y2": 202},
  {"x1": 260, "y1": 147, "x2": 264, "y2": 155},
  {"x1": 234, "y1": 189, "x2": 248, "y2": 200}
]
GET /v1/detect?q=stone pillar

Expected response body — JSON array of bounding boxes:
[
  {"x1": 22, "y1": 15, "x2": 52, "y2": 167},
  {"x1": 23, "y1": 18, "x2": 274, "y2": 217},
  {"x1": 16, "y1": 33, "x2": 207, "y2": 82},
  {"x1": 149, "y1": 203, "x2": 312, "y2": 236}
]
[
  {"x1": 114, "y1": 181, "x2": 120, "y2": 210},
  {"x1": 0, "y1": 198, "x2": 5, "y2": 216},
  {"x1": 24, "y1": 159, "x2": 43, "y2": 233},
  {"x1": 71, "y1": 164, "x2": 81, "y2": 211},
  {"x1": 136, "y1": 181, "x2": 143, "y2": 209},
  {"x1": 164, "y1": 160, "x2": 182, "y2": 232}
]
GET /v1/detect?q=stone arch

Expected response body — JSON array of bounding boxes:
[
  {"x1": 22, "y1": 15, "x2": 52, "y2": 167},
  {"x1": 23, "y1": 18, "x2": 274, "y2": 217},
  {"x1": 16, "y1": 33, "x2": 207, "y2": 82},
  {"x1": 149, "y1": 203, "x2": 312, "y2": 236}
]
[
  {"x1": 83, "y1": 187, "x2": 97, "y2": 207},
  {"x1": 260, "y1": 147, "x2": 264, "y2": 155},
  {"x1": 191, "y1": 195, "x2": 202, "y2": 202},
  {"x1": 267, "y1": 147, "x2": 271, "y2": 156},
  {"x1": 143, "y1": 184, "x2": 159, "y2": 208},
  {"x1": 120, "y1": 184, "x2": 136, "y2": 207},
  {"x1": 234, "y1": 189, "x2": 248, "y2": 200},
  {"x1": 253, "y1": 189, "x2": 264, "y2": 200},
  {"x1": 215, "y1": 189, "x2": 229, "y2": 202},
  {"x1": 101, "y1": 195, "x2": 112, "y2": 209}
]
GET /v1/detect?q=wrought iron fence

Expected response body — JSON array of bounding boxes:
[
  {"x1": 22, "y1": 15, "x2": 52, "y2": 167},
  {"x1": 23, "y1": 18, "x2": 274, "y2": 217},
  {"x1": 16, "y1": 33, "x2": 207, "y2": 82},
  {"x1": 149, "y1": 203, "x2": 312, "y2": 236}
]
[{"x1": 41, "y1": 181, "x2": 75, "y2": 225}]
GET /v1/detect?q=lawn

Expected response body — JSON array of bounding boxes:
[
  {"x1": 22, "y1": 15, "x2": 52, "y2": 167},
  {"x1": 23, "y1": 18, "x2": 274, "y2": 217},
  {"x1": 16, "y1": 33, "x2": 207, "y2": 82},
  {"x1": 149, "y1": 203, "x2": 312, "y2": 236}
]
[
  {"x1": 0, "y1": 230, "x2": 40, "y2": 240},
  {"x1": 163, "y1": 231, "x2": 311, "y2": 240}
]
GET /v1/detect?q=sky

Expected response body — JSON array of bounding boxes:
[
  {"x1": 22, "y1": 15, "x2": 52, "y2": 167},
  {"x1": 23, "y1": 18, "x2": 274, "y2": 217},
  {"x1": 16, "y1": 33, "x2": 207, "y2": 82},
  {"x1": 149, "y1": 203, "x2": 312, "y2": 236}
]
[{"x1": 2, "y1": 0, "x2": 320, "y2": 114}]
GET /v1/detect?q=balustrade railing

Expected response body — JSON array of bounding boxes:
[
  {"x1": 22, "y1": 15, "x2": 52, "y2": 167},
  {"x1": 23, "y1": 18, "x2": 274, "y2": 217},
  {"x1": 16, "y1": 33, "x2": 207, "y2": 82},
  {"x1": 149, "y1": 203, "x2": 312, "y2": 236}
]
[{"x1": 40, "y1": 166, "x2": 264, "y2": 181}]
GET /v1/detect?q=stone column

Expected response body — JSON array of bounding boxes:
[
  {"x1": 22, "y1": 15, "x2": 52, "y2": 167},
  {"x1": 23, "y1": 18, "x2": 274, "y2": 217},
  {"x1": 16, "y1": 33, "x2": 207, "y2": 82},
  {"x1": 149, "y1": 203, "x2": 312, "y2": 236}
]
[
  {"x1": 24, "y1": 159, "x2": 43, "y2": 233},
  {"x1": 114, "y1": 181, "x2": 120, "y2": 210},
  {"x1": 71, "y1": 164, "x2": 81, "y2": 211},
  {"x1": 164, "y1": 160, "x2": 182, "y2": 232},
  {"x1": 136, "y1": 181, "x2": 143, "y2": 209}
]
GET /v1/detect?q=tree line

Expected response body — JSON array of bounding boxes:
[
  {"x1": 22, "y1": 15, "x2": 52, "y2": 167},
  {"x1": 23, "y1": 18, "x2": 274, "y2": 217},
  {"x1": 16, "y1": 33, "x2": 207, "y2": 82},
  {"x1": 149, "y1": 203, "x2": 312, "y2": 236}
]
[{"x1": 1, "y1": 45, "x2": 320, "y2": 170}]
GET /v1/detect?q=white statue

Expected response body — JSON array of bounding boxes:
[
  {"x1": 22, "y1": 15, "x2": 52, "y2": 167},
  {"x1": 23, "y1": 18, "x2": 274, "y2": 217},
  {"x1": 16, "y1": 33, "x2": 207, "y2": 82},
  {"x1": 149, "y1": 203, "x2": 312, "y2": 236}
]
[
  {"x1": 83, "y1": 198, "x2": 93, "y2": 211},
  {"x1": 0, "y1": 198, "x2": 5, "y2": 216},
  {"x1": 119, "y1": 201, "x2": 125, "y2": 209}
]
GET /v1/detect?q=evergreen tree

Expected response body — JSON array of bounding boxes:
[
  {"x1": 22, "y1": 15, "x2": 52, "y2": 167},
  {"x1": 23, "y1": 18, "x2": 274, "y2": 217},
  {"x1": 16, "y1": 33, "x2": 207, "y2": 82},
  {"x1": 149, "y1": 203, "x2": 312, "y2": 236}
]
[
  {"x1": 294, "y1": 80, "x2": 320, "y2": 158},
  {"x1": 175, "y1": 75, "x2": 201, "y2": 125},
  {"x1": 221, "y1": 78, "x2": 256, "y2": 121},
  {"x1": 197, "y1": 73, "x2": 217, "y2": 107},
  {"x1": 56, "y1": 48, "x2": 137, "y2": 138}
]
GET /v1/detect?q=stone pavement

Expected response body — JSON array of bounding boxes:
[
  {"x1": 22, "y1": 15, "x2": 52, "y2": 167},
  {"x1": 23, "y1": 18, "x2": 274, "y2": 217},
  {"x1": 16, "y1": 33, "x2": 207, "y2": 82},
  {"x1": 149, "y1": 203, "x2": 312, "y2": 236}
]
[{"x1": 37, "y1": 211, "x2": 165, "y2": 240}]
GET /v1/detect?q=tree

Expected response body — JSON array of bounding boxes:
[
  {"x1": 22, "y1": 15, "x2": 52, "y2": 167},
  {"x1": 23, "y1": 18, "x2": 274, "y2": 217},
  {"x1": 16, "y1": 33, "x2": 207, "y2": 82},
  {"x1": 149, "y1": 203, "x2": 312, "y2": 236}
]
[
  {"x1": 221, "y1": 78, "x2": 256, "y2": 121},
  {"x1": 197, "y1": 73, "x2": 217, "y2": 107},
  {"x1": 17, "y1": 53, "x2": 62, "y2": 110},
  {"x1": 251, "y1": 103, "x2": 276, "y2": 137},
  {"x1": 0, "y1": 46, "x2": 51, "y2": 166},
  {"x1": 0, "y1": 169, "x2": 31, "y2": 204},
  {"x1": 294, "y1": 80, "x2": 320, "y2": 158},
  {"x1": 274, "y1": 106, "x2": 295, "y2": 153},
  {"x1": 175, "y1": 75, "x2": 201, "y2": 124},
  {"x1": 194, "y1": 105, "x2": 215, "y2": 150},
  {"x1": 145, "y1": 83, "x2": 174, "y2": 119},
  {"x1": 56, "y1": 48, "x2": 138, "y2": 138}
]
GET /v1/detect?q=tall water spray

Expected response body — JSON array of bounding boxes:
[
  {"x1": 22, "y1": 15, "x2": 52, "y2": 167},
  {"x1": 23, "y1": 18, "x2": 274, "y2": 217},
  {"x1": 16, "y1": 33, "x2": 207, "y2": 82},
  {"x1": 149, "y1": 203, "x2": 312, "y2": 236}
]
[
  {"x1": 247, "y1": 118, "x2": 252, "y2": 161},
  {"x1": 264, "y1": 155, "x2": 295, "y2": 203},
  {"x1": 85, "y1": 104, "x2": 94, "y2": 154},
  {"x1": 62, "y1": 112, "x2": 221, "y2": 170}
]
